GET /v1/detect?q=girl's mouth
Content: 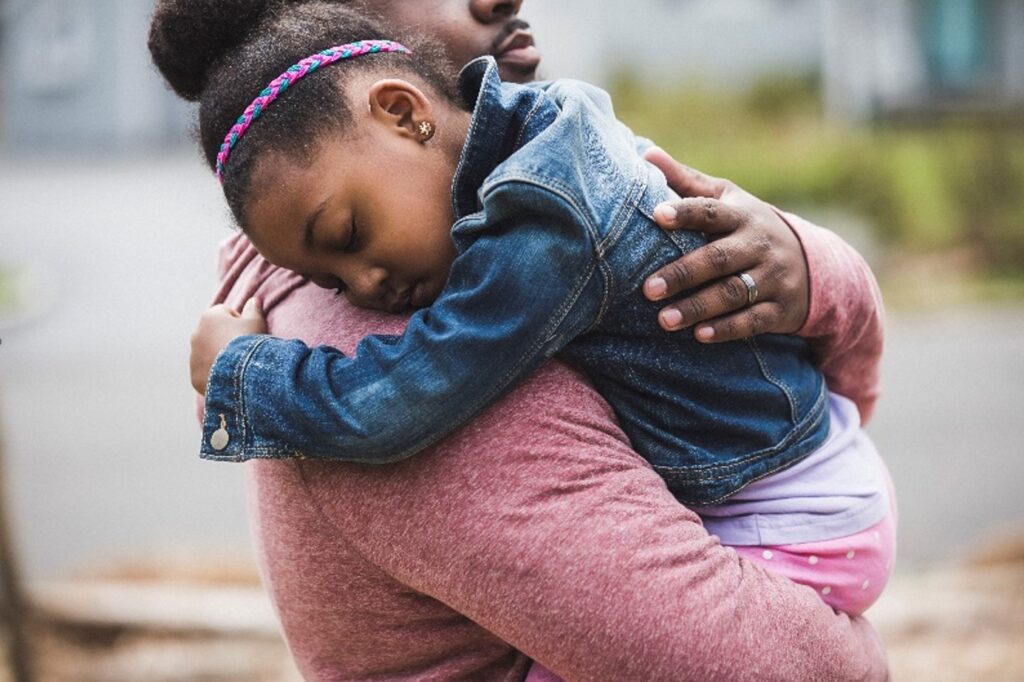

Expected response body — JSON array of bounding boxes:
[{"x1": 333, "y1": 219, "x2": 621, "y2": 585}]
[
  {"x1": 385, "y1": 281, "x2": 430, "y2": 312},
  {"x1": 409, "y1": 281, "x2": 432, "y2": 309}
]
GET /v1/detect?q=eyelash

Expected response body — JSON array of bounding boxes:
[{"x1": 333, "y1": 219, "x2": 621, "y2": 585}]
[
  {"x1": 344, "y1": 217, "x2": 359, "y2": 253},
  {"x1": 330, "y1": 219, "x2": 357, "y2": 296}
]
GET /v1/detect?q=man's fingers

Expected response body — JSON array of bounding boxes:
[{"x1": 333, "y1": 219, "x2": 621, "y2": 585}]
[
  {"x1": 655, "y1": 269, "x2": 759, "y2": 330},
  {"x1": 645, "y1": 237, "x2": 756, "y2": 301},
  {"x1": 652, "y1": 197, "x2": 750, "y2": 235},
  {"x1": 692, "y1": 303, "x2": 784, "y2": 344},
  {"x1": 644, "y1": 147, "x2": 724, "y2": 199}
]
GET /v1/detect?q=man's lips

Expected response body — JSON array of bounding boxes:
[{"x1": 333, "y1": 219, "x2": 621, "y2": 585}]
[
  {"x1": 496, "y1": 28, "x2": 534, "y2": 55},
  {"x1": 494, "y1": 29, "x2": 541, "y2": 73}
]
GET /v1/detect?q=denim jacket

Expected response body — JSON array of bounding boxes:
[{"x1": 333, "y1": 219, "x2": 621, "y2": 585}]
[{"x1": 201, "y1": 57, "x2": 829, "y2": 505}]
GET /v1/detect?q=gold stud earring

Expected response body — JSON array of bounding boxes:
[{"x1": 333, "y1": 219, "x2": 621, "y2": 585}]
[{"x1": 417, "y1": 120, "x2": 435, "y2": 141}]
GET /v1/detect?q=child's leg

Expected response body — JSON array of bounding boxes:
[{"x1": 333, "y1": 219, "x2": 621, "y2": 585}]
[
  {"x1": 735, "y1": 464, "x2": 898, "y2": 616},
  {"x1": 732, "y1": 509, "x2": 896, "y2": 615}
]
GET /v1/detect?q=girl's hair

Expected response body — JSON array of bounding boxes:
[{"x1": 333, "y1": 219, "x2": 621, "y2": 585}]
[{"x1": 148, "y1": 0, "x2": 458, "y2": 223}]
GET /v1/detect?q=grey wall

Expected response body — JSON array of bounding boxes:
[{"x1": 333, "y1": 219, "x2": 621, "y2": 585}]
[{"x1": 1, "y1": 0, "x2": 190, "y2": 152}]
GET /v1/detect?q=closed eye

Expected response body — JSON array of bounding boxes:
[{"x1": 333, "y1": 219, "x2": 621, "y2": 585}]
[
  {"x1": 303, "y1": 273, "x2": 346, "y2": 293},
  {"x1": 344, "y1": 216, "x2": 359, "y2": 253}
]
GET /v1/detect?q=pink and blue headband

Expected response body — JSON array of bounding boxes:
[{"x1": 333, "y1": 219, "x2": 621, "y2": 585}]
[{"x1": 215, "y1": 39, "x2": 412, "y2": 182}]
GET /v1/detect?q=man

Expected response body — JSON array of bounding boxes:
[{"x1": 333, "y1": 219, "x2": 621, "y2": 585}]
[
  {"x1": 344, "y1": 0, "x2": 825, "y2": 348},
  {"x1": 151, "y1": 1, "x2": 887, "y2": 678}
]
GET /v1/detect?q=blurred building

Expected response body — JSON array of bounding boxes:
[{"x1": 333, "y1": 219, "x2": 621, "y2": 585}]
[
  {"x1": 2, "y1": 0, "x2": 827, "y2": 153},
  {"x1": 822, "y1": 0, "x2": 1024, "y2": 121},
  {"x1": 529, "y1": 0, "x2": 823, "y2": 89},
  {"x1": 0, "y1": 0, "x2": 190, "y2": 152},
  {"x1": 2, "y1": 0, "x2": 1021, "y2": 152},
  {"x1": 534, "y1": 0, "x2": 1024, "y2": 123}
]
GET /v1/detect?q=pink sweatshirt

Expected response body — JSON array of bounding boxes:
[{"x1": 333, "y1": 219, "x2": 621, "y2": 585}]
[{"x1": 210, "y1": 214, "x2": 887, "y2": 681}]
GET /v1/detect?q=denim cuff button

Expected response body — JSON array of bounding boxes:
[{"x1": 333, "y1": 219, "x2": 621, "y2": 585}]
[
  {"x1": 210, "y1": 413, "x2": 230, "y2": 451},
  {"x1": 210, "y1": 428, "x2": 230, "y2": 451}
]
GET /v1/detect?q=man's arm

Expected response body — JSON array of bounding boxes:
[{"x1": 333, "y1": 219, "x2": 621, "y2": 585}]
[
  {"x1": 784, "y1": 211, "x2": 884, "y2": 422},
  {"x1": 293, "y1": 343, "x2": 888, "y2": 681}
]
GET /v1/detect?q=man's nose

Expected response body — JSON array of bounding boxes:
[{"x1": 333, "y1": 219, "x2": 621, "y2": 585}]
[{"x1": 470, "y1": 0, "x2": 522, "y2": 23}]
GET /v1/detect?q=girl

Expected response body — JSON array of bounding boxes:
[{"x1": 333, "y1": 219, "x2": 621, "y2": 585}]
[{"x1": 187, "y1": 1, "x2": 894, "y2": 619}]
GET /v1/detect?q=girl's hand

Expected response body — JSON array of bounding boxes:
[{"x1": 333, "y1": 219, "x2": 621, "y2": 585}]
[
  {"x1": 190, "y1": 298, "x2": 266, "y2": 394},
  {"x1": 641, "y1": 147, "x2": 810, "y2": 343}
]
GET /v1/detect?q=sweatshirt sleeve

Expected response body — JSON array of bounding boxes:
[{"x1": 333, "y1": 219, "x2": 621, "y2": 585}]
[
  {"x1": 199, "y1": 183, "x2": 605, "y2": 463},
  {"x1": 780, "y1": 210, "x2": 885, "y2": 424}
]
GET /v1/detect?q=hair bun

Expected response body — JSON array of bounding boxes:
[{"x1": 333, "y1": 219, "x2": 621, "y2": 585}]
[{"x1": 149, "y1": 0, "x2": 292, "y2": 101}]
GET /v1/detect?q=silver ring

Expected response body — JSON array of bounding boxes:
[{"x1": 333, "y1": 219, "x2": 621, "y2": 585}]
[{"x1": 738, "y1": 273, "x2": 758, "y2": 306}]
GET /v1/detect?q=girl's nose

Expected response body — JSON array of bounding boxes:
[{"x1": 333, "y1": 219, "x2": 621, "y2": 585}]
[
  {"x1": 470, "y1": 0, "x2": 522, "y2": 23},
  {"x1": 342, "y1": 266, "x2": 389, "y2": 307}
]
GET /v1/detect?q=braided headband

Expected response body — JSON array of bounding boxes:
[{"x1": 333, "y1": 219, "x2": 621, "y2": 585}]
[{"x1": 215, "y1": 39, "x2": 412, "y2": 182}]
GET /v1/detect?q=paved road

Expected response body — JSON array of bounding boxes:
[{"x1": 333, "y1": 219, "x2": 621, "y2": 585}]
[
  {"x1": 867, "y1": 305, "x2": 1024, "y2": 565},
  {"x1": 1, "y1": 156, "x2": 1021, "y2": 578}
]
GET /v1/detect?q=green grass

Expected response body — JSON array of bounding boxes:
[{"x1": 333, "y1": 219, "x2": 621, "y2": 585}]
[
  {"x1": 610, "y1": 72, "x2": 1024, "y2": 275},
  {"x1": 0, "y1": 268, "x2": 18, "y2": 314}
]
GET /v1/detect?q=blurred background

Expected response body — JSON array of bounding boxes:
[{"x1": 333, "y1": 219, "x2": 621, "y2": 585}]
[{"x1": 0, "y1": 0, "x2": 1021, "y2": 679}]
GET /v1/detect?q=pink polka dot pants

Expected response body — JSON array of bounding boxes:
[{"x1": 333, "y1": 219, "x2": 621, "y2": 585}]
[{"x1": 733, "y1": 506, "x2": 896, "y2": 616}]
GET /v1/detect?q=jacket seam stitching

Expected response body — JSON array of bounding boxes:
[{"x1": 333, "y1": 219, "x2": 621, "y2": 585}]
[
  {"x1": 513, "y1": 93, "x2": 547, "y2": 149},
  {"x1": 652, "y1": 382, "x2": 828, "y2": 480},
  {"x1": 747, "y1": 337, "x2": 800, "y2": 422},
  {"x1": 597, "y1": 158, "x2": 649, "y2": 254}
]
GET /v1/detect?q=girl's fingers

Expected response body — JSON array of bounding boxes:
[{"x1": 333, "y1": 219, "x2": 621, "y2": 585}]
[
  {"x1": 242, "y1": 297, "x2": 264, "y2": 319},
  {"x1": 241, "y1": 297, "x2": 268, "y2": 334},
  {"x1": 643, "y1": 147, "x2": 725, "y2": 199},
  {"x1": 693, "y1": 302, "x2": 786, "y2": 344},
  {"x1": 208, "y1": 303, "x2": 241, "y2": 318},
  {"x1": 644, "y1": 236, "x2": 758, "y2": 302},
  {"x1": 655, "y1": 268, "x2": 762, "y2": 332}
]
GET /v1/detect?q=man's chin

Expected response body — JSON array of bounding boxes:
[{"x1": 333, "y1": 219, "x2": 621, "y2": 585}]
[
  {"x1": 497, "y1": 63, "x2": 539, "y2": 84},
  {"x1": 496, "y1": 51, "x2": 541, "y2": 83}
]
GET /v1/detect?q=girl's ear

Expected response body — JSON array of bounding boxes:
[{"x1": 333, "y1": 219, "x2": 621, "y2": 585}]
[{"x1": 367, "y1": 79, "x2": 434, "y2": 141}]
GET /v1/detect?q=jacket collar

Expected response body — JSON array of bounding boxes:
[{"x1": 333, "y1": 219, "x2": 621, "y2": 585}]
[{"x1": 450, "y1": 57, "x2": 546, "y2": 220}]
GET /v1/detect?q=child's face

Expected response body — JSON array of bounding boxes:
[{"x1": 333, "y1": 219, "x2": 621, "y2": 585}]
[
  {"x1": 363, "y1": 0, "x2": 538, "y2": 83},
  {"x1": 244, "y1": 78, "x2": 469, "y2": 314}
]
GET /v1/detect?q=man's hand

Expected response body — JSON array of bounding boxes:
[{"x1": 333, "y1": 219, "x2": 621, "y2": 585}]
[
  {"x1": 642, "y1": 147, "x2": 811, "y2": 343},
  {"x1": 190, "y1": 298, "x2": 266, "y2": 394}
]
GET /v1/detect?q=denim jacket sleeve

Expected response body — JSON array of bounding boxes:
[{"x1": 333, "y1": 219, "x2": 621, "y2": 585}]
[{"x1": 199, "y1": 181, "x2": 607, "y2": 462}]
